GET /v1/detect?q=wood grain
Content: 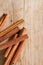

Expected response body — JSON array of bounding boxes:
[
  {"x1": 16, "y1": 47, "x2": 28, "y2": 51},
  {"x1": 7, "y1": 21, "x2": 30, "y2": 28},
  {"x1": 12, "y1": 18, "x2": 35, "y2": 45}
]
[{"x1": 0, "y1": 0, "x2": 43, "y2": 65}]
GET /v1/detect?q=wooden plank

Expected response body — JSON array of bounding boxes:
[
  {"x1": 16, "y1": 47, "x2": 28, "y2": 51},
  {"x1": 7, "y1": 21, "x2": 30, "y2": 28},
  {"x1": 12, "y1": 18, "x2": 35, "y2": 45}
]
[{"x1": 0, "y1": 0, "x2": 43, "y2": 65}]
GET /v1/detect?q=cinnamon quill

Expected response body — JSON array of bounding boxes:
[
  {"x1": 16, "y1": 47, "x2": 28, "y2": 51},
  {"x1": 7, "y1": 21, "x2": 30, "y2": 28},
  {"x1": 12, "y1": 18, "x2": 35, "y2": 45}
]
[
  {"x1": 11, "y1": 40, "x2": 27, "y2": 64},
  {"x1": 0, "y1": 27, "x2": 19, "y2": 42},
  {"x1": 0, "y1": 14, "x2": 7, "y2": 25},
  {"x1": 0, "y1": 14, "x2": 9, "y2": 30},
  {"x1": 0, "y1": 19, "x2": 24, "y2": 37}
]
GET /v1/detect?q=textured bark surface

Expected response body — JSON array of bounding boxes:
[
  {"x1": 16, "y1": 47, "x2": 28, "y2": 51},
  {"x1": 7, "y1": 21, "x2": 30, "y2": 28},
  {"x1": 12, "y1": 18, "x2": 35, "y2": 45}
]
[{"x1": 0, "y1": 0, "x2": 43, "y2": 65}]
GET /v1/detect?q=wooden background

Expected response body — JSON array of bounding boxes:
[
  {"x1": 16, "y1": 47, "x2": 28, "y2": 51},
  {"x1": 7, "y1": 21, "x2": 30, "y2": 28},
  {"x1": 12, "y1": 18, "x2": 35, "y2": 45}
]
[{"x1": 0, "y1": 0, "x2": 43, "y2": 65}]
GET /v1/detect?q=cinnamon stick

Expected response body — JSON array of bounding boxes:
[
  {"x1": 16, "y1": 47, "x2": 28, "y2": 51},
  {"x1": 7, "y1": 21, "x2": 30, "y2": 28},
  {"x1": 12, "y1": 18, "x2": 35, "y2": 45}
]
[
  {"x1": 18, "y1": 27, "x2": 27, "y2": 36},
  {"x1": 0, "y1": 27, "x2": 19, "y2": 42},
  {"x1": 0, "y1": 34, "x2": 28, "y2": 50},
  {"x1": 4, "y1": 27, "x2": 27, "y2": 65},
  {"x1": 11, "y1": 40, "x2": 27, "y2": 64},
  {"x1": 0, "y1": 14, "x2": 6, "y2": 25},
  {"x1": 0, "y1": 14, "x2": 9, "y2": 30},
  {"x1": 0, "y1": 19, "x2": 24, "y2": 37},
  {"x1": 0, "y1": 14, "x2": 4, "y2": 25},
  {"x1": 4, "y1": 34, "x2": 18, "y2": 58}
]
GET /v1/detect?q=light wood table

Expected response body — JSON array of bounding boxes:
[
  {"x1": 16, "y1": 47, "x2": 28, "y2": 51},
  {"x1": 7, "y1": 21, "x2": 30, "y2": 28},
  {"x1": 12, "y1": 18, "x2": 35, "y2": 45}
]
[{"x1": 0, "y1": 0, "x2": 43, "y2": 65}]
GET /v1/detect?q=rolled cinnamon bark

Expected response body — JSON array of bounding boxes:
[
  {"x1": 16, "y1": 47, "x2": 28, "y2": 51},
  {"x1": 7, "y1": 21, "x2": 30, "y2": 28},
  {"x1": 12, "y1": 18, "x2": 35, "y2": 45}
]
[
  {"x1": 0, "y1": 14, "x2": 5, "y2": 25},
  {"x1": 0, "y1": 14, "x2": 7, "y2": 25},
  {"x1": 4, "y1": 27, "x2": 27, "y2": 65},
  {"x1": 0, "y1": 27, "x2": 19, "y2": 42},
  {"x1": 0, "y1": 14, "x2": 9, "y2": 30},
  {"x1": 18, "y1": 27, "x2": 27, "y2": 36},
  {"x1": 11, "y1": 40, "x2": 27, "y2": 64},
  {"x1": 4, "y1": 34, "x2": 18, "y2": 58},
  {"x1": 0, "y1": 19, "x2": 24, "y2": 37},
  {"x1": 0, "y1": 34, "x2": 28, "y2": 50}
]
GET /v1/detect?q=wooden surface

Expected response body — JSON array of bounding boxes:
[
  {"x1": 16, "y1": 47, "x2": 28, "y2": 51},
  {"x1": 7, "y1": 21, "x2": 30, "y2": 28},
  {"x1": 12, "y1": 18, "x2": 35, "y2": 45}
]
[{"x1": 0, "y1": 0, "x2": 43, "y2": 65}]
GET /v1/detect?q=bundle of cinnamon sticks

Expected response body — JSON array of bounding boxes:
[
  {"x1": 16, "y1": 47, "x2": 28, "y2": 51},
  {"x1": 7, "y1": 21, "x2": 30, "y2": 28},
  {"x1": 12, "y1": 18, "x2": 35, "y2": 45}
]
[{"x1": 0, "y1": 13, "x2": 29, "y2": 65}]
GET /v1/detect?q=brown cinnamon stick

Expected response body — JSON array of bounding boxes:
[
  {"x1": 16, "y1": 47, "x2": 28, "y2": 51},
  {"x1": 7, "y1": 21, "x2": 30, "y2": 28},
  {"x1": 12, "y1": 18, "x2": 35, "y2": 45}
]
[
  {"x1": 4, "y1": 34, "x2": 18, "y2": 58},
  {"x1": 11, "y1": 40, "x2": 27, "y2": 64},
  {"x1": 0, "y1": 14, "x2": 4, "y2": 25},
  {"x1": 0, "y1": 19, "x2": 24, "y2": 37},
  {"x1": 0, "y1": 34, "x2": 28, "y2": 50},
  {"x1": 4, "y1": 27, "x2": 27, "y2": 65},
  {"x1": 0, "y1": 14, "x2": 7, "y2": 25},
  {"x1": 0, "y1": 27, "x2": 19, "y2": 42},
  {"x1": 18, "y1": 27, "x2": 27, "y2": 36},
  {"x1": 0, "y1": 14, "x2": 9, "y2": 30}
]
